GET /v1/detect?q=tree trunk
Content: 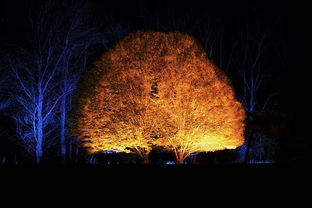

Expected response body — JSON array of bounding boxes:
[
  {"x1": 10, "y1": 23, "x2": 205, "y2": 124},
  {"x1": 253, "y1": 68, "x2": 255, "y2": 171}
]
[
  {"x1": 139, "y1": 150, "x2": 149, "y2": 164},
  {"x1": 244, "y1": 131, "x2": 253, "y2": 163},
  {"x1": 60, "y1": 95, "x2": 66, "y2": 163},
  {"x1": 244, "y1": 114, "x2": 254, "y2": 164},
  {"x1": 67, "y1": 136, "x2": 72, "y2": 162},
  {"x1": 175, "y1": 158, "x2": 184, "y2": 164},
  {"x1": 142, "y1": 156, "x2": 149, "y2": 164},
  {"x1": 134, "y1": 148, "x2": 149, "y2": 164},
  {"x1": 36, "y1": 93, "x2": 44, "y2": 164},
  {"x1": 175, "y1": 152, "x2": 186, "y2": 164},
  {"x1": 35, "y1": 143, "x2": 43, "y2": 164}
]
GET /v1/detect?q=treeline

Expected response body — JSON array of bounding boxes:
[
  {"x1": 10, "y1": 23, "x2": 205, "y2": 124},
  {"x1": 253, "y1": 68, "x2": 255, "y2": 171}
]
[{"x1": 0, "y1": 0, "x2": 290, "y2": 164}]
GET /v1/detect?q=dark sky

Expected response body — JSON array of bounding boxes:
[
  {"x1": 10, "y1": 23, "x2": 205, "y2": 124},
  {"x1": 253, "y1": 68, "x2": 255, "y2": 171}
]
[
  {"x1": 0, "y1": 0, "x2": 308, "y2": 117},
  {"x1": 0, "y1": 0, "x2": 306, "y2": 47},
  {"x1": 1, "y1": 0, "x2": 306, "y2": 53}
]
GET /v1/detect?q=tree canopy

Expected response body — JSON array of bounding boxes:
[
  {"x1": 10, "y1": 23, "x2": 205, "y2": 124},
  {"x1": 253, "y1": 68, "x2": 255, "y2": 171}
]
[{"x1": 71, "y1": 31, "x2": 245, "y2": 163}]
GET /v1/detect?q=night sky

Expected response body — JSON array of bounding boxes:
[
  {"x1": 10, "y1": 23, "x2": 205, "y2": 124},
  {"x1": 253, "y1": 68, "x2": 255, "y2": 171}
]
[{"x1": 0, "y1": 0, "x2": 309, "y2": 165}]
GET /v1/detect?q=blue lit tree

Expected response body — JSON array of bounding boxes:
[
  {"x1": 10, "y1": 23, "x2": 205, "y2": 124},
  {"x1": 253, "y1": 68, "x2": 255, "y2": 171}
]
[
  {"x1": 198, "y1": 22, "x2": 282, "y2": 163},
  {"x1": 52, "y1": 1, "x2": 105, "y2": 163},
  {"x1": 8, "y1": 48, "x2": 62, "y2": 163},
  {"x1": 4, "y1": 0, "x2": 127, "y2": 163},
  {"x1": 54, "y1": 6, "x2": 127, "y2": 163},
  {"x1": 236, "y1": 31, "x2": 280, "y2": 163},
  {"x1": 4, "y1": 1, "x2": 97, "y2": 163}
]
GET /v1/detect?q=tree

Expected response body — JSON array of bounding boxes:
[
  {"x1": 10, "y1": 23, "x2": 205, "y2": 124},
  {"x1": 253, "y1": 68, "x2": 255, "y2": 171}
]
[
  {"x1": 51, "y1": 0, "x2": 107, "y2": 163},
  {"x1": 4, "y1": 0, "x2": 111, "y2": 163},
  {"x1": 7, "y1": 47, "x2": 64, "y2": 163},
  {"x1": 71, "y1": 31, "x2": 245, "y2": 164},
  {"x1": 71, "y1": 58, "x2": 156, "y2": 163},
  {"x1": 236, "y1": 30, "x2": 280, "y2": 163},
  {"x1": 4, "y1": 1, "x2": 88, "y2": 163}
]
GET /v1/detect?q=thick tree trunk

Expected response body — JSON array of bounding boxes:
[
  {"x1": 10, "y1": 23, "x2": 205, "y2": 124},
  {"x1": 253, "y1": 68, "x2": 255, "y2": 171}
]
[
  {"x1": 175, "y1": 158, "x2": 184, "y2": 164},
  {"x1": 175, "y1": 152, "x2": 186, "y2": 164}
]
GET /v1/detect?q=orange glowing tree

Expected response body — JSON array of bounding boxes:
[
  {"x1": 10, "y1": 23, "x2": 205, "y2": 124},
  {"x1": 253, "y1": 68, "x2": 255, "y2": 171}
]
[{"x1": 71, "y1": 31, "x2": 245, "y2": 164}]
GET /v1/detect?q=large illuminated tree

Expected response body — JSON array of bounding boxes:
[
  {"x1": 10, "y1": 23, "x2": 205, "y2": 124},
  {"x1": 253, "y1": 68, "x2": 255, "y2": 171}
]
[{"x1": 71, "y1": 31, "x2": 245, "y2": 164}]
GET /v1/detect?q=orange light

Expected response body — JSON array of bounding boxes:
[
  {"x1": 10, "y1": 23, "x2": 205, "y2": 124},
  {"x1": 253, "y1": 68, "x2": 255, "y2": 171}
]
[{"x1": 71, "y1": 31, "x2": 245, "y2": 163}]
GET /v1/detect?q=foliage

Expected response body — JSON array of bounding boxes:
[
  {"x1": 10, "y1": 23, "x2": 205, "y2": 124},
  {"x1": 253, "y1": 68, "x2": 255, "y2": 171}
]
[{"x1": 71, "y1": 31, "x2": 245, "y2": 163}]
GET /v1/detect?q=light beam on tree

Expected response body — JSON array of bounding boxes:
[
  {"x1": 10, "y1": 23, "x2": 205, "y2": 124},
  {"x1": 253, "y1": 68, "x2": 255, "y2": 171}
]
[{"x1": 71, "y1": 31, "x2": 245, "y2": 164}]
